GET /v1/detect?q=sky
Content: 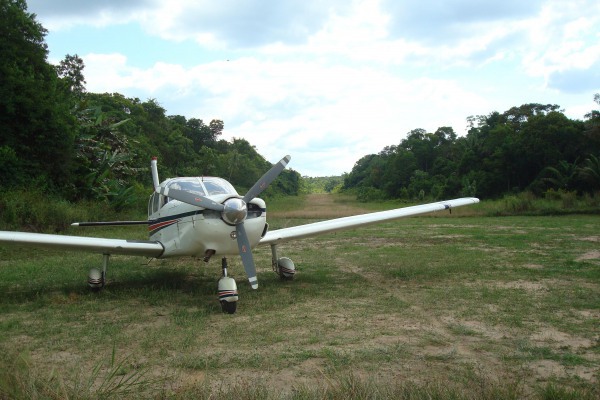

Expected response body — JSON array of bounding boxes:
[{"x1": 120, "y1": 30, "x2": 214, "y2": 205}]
[{"x1": 27, "y1": 0, "x2": 600, "y2": 177}]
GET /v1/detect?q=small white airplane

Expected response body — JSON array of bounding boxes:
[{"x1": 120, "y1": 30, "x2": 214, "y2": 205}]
[{"x1": 0, "y1": 155, "x2": 479, "y2": 313}]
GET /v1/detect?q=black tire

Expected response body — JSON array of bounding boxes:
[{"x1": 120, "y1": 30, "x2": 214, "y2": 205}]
[
  {"x1": 221, "y1": 300, "x2": 237, "y2": 314},
  {"x1": 278, "y1": 265, "x2": 295, "y2": 281}
]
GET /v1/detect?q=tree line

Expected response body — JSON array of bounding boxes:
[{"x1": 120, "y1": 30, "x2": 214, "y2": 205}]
[
  {"x1": 343, "y1": 100, "x2": 600, "y2": 201},
  {"x1": 0, "y1": 0, "x2": 301, "y2": 211},
  {"x1": 2, "y1": 0, "x2": 599, "y2": 212}
]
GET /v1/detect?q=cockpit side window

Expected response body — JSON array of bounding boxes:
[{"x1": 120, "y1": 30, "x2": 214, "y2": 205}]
[{"x1": 148, "y1": 192, "x2": 163, "y2": 216}]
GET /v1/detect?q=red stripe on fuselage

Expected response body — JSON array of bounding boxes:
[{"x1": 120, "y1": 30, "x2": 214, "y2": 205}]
[
  {"x1": 148, "y1": 220, "x2": 177, "y2": 230},
  {"x1": 148, "y1": 219, "x2": 177, "y2": 232}
]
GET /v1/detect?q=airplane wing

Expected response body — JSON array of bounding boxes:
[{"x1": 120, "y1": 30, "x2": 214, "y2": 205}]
[
  {"x1": 259, "y1": 197, "x2": 479, "y2": 245},
  {"x1": 0, "y1": 231, "x2": 164, "y2": 257}
]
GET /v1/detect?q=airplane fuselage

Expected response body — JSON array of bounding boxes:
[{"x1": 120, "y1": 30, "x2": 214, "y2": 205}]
[{"x1": 147, "y1": 177, "x2": 268, "y2": 258}]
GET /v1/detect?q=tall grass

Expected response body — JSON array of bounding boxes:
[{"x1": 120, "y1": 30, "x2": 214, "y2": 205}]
[
  {"x1": 2, "y1": 358, "x2": 596, "y2": 400},
  {"x1": 0, "y1": 189, "x2": 144, "y2": 232},
  {"x1": 488, "y1": 190, "x2": 600, "y2": 216},
  {"x1": 0, "y1": 349, "x2": 165, "y2": 399}
]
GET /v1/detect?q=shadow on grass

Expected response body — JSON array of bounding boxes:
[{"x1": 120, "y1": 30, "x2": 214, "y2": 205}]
[{"x1": 0, "y1": 267, "x2": 215, "y2": 304}]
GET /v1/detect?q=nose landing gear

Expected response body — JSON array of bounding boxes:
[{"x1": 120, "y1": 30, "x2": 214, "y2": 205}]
[{"x1": 217, "y1": 257, "x2": 238, "y2": 314}]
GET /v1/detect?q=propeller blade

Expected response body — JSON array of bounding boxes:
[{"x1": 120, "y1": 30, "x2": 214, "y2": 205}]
[
  {"x1": 243, "y1": 155, "x2": 291, "y2": 203},
  {"x1": 236, "y1": 223, "x2": 258, "y2": 289},
  {"x1": 156, "y1": 186, "x2": 225, "y2": 211}
]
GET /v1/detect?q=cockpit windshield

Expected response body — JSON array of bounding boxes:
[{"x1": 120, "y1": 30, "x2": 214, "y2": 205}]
[
  {"x1": 202, "y1": 178, "x2": 237, "y2": 195},
  {"x1": 149, "y1": 177, "x2": 239, "y2": 216},
  {"x1": 165, "y1": 177, "x2": 238, "y2": 197},
  {"x1": 166, "y1": 178, "x2": 206, "y2": 196}
]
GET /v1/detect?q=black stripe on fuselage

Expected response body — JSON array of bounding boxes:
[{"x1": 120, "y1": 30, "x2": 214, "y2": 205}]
[
  {"x1": 149, "y1": 210, "x2": 204, "y2": 225},
  {"x1": 147, "y1": 207, "x2": 267, "y2": 236},
  {"x1": 148, "y1": 210, "x2": 204, "y2": 236}
]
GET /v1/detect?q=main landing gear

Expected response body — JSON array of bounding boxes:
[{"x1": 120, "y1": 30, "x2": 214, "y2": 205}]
[
  {"x1": 270, "y1": 244, "x2": 296, "y2": 281},
  {"x1": 88, "y1": 254, "x2": 109, "y2": 291}
]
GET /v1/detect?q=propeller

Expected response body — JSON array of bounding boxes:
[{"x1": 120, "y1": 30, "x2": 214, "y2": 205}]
[
  {"x1": 157, "y1": 155, "x2": 291, "y2": 289},
  {"x1": 243, "y1": 155, "x2": 291, "y2": 203},
  {"x1": 155, "y1": 186, "x2": 225, "y2": 211}
]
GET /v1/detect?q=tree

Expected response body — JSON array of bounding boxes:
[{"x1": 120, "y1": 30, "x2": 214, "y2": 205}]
[
  {"x1": 174, "y1": 117, "x2": 222, "y2": 152},
  {"x1": 343, "y1": 154, "x2": 380, "y2": 189},
  {"x1": 540, "y1": 160, "x2": 580, "y2": 192},
  {"x1": 459, "y1": 105, "x2": 587, "y2": 197},
  {"x1": 342, "y1": 102, "x2": 596, "y2": 200},
  {"x1": 401, "y1": 129, "x2": 436, "y2": 172},
  {"x1": 583, "y1": 93, "x2": 600, "y2": 155},
  {"x1": 580, "y1": 154, "x2": 600, "y2": 192},
  {"x1": 0, "y1": 0, "x2": 77, "y2": 188},
  {"x1": 56, "y1": 54, "x2": 86, "y2": 102},
  {"x1": 382, "y1": 148, "x2": 417, "y2": 198}
]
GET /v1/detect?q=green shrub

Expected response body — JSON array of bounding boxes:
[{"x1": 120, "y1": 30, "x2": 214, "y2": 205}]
[
  {"x1": 544, "y1": 188, "x2": 563, "y2": 201},
  {"x1": 559, "y1": 190, "x2": 577, "y2": 209},
  {"x1": 356, "y1": 187, "x2": 387, "y2": 202},
  {"x1": 503, "y1": 192, "x2": 534, "y2": 214},
  {"x1": 0, "y1": 189, "x2": 124, "y2": 232}
]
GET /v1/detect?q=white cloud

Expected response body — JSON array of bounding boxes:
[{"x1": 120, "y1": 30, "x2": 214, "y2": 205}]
[
  {"x1": 28, "y1": 0, "x2": 153, "y2": 29},
  {"x1": 129, "y1": 0, "x2": 352, "y2": 48},
  {"x1": 29, "y1": 0, "x2": 600, "y2": 176},
  {"x1": 519, "y1": 1, "x2": 600, "y2": 87}
]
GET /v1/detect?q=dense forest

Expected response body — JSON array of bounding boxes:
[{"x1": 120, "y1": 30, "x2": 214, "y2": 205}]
[
  {"x1": 1, "y1": 0, "x2": 599, "y2": 218},
  {"x1": 343, "y1": 100, "x2": 600, "y2": 201},
  {"x1": 0, "y1": 0, "x2": 301, "y2": 212}
]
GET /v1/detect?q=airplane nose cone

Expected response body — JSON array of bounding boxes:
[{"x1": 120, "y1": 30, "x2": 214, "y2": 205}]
[{"x1": 222, "y1": 198, "x2": 247, "y2": 225}]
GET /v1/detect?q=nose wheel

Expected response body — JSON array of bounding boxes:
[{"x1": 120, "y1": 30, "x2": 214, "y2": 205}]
[
  {"x1": 220, "y1": 298, "x2": 237, "y2": 314},
  {"x1": 217, "y1": 257, "x2": 239, "y2": 314}
]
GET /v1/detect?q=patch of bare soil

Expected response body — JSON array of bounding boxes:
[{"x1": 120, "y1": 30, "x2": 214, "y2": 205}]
[
  {"x1": 270, "y1": 194, "x2": 373, "y2": 219},
  {"x1": 531, "y1": 327, "x2": 594, "y2": 350},
  {"x1": 577, "y1": 250, "x2": 600, "y2": 261},
  {"x1": 529, "y1": 360, "x2": 565, "y2": 379},
  {"x1": 494, "y1": 280, "x2": 549, "y2": 292},
  {"x1": 524, "y1": 263, "x2": 545, "y2": 270}
]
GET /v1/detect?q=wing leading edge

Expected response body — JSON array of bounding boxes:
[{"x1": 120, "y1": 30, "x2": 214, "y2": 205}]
[
  {"x1": 260, "y1": 197, "x2": 479, "y2": 245},
  {"x1": 0, "y1": 231, "x2": 164, "y2": 257}
]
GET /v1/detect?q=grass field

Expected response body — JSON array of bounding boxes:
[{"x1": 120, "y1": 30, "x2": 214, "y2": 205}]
[{"x1": 0, "y1": 194, "x2": 598, "y2": 399}]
